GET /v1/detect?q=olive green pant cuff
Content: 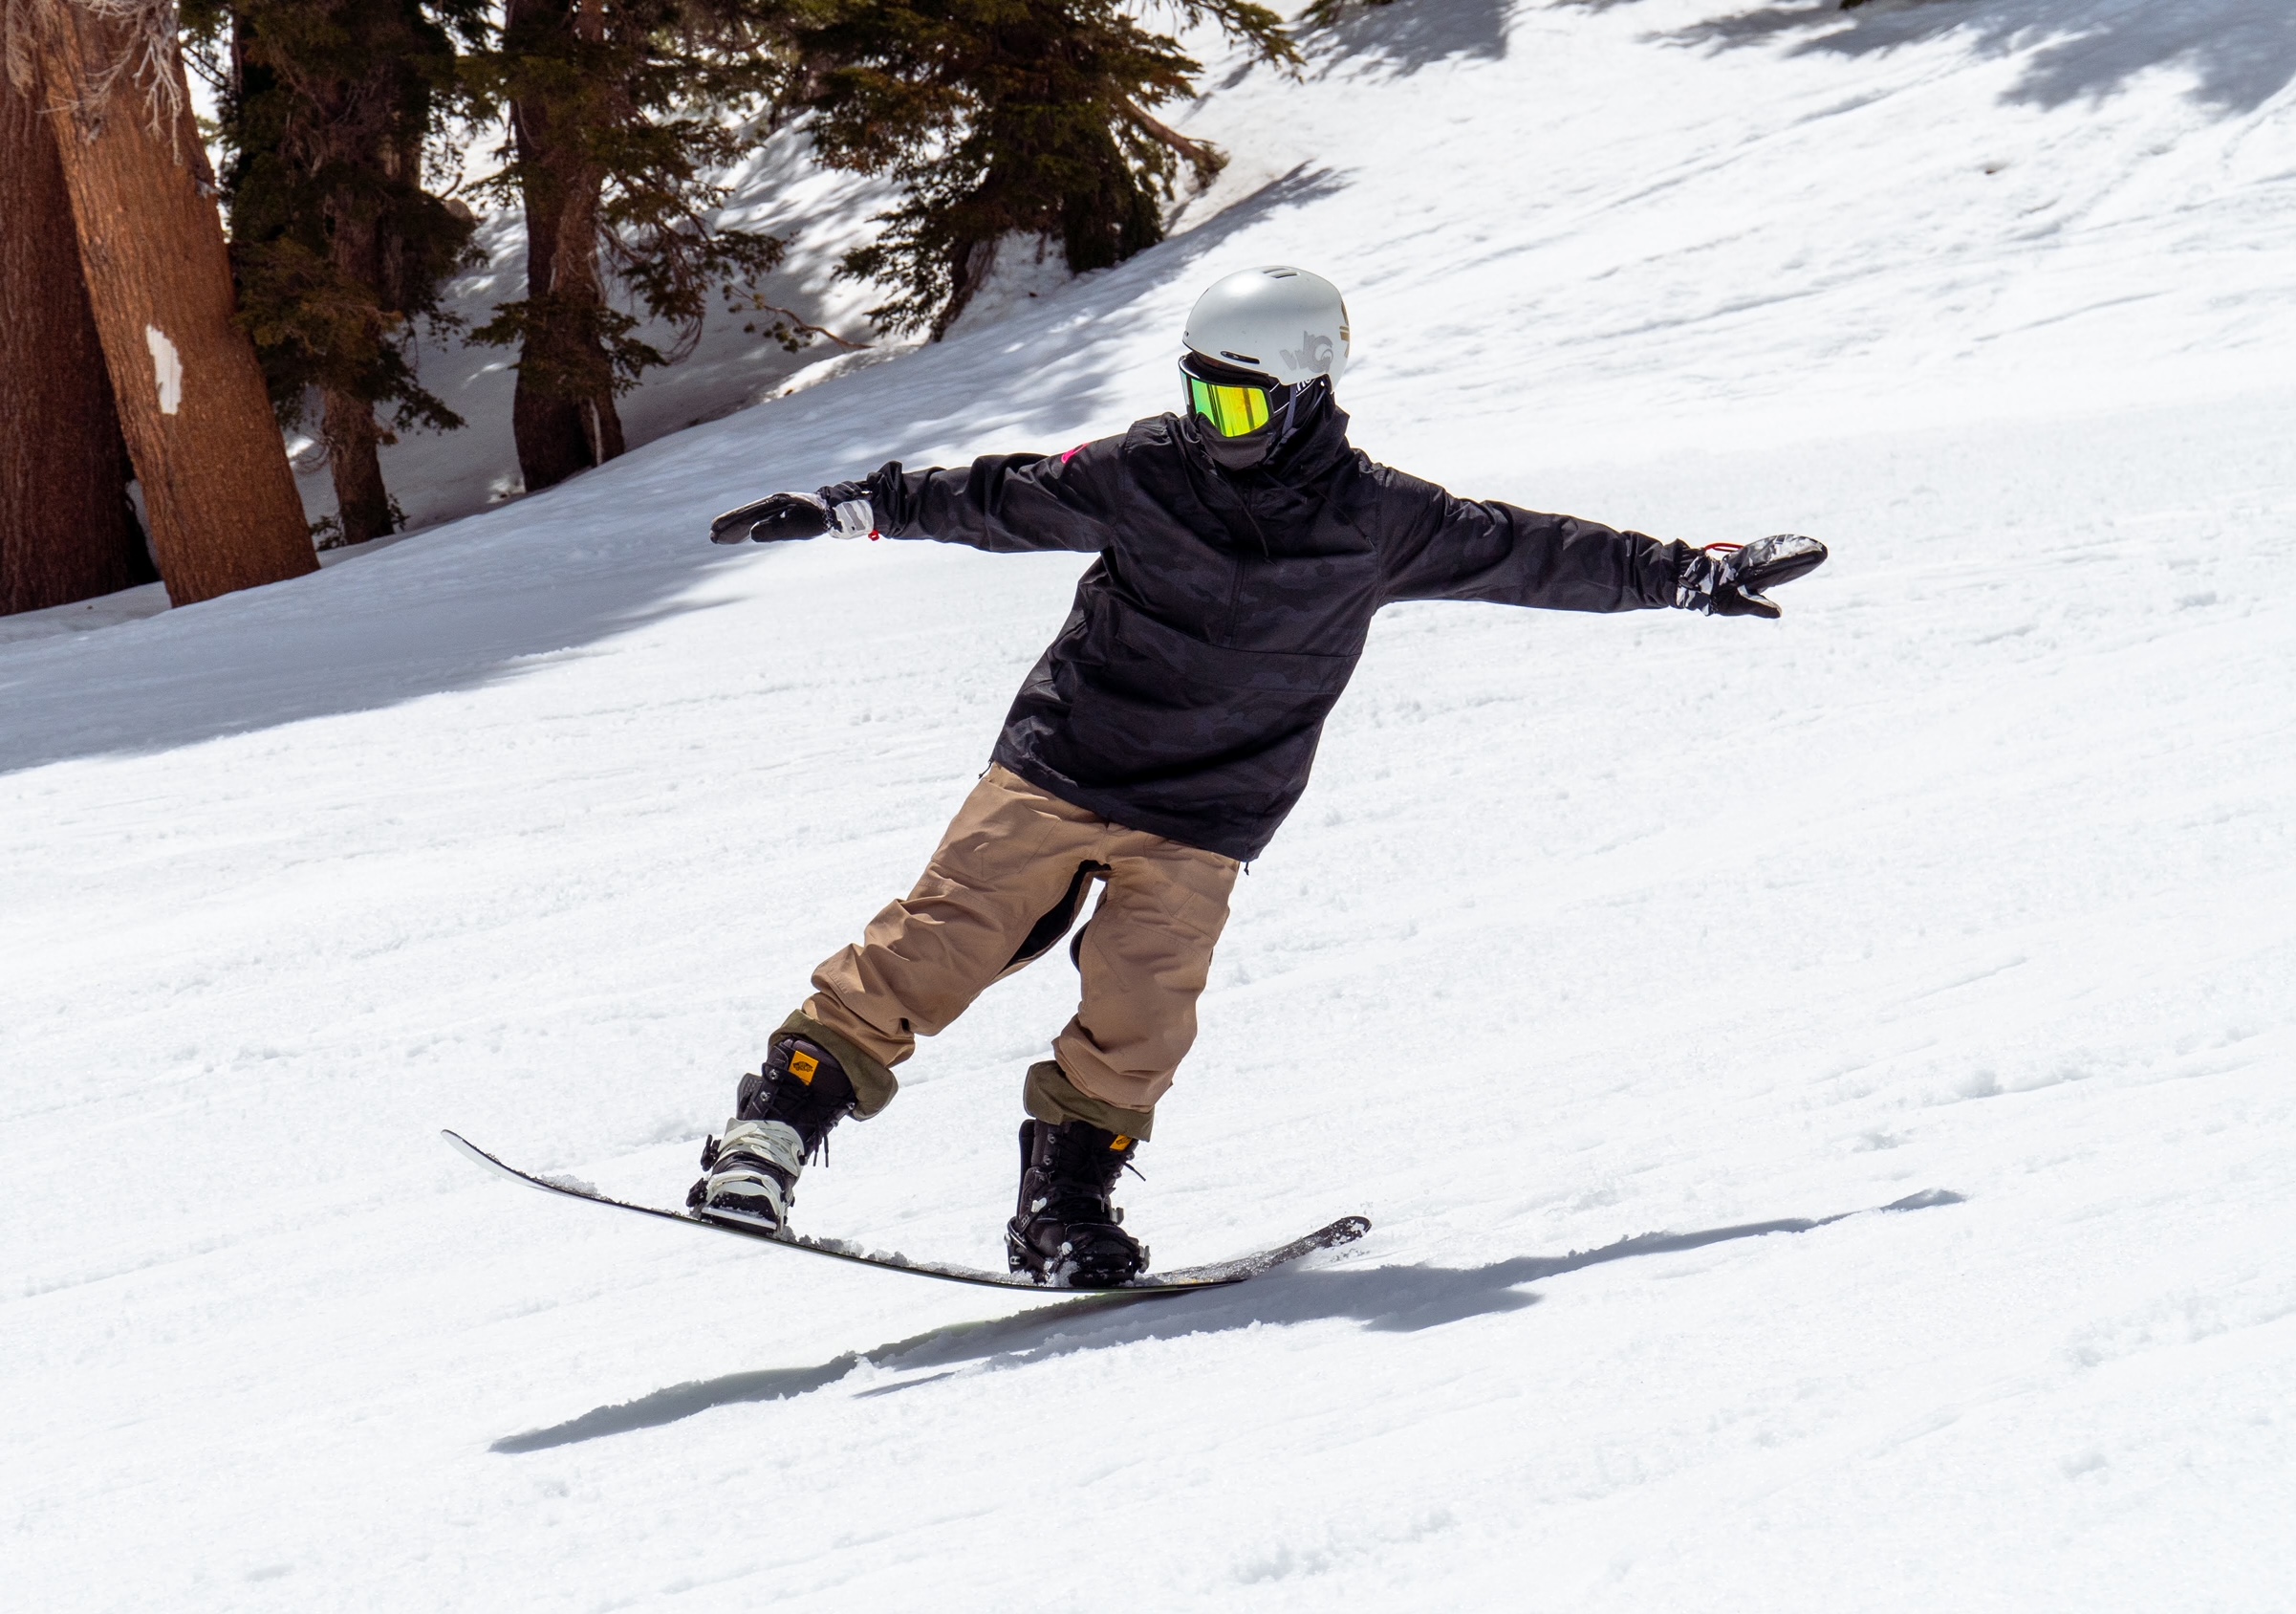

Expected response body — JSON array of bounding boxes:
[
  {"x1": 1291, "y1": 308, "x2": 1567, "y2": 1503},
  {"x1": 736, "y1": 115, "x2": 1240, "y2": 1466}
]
[
  {"x1": 1023, "y1": 1060, "x2": 1155, "y2": 1142},
  {"x1": 779, "y1": 1011, "x2": 899, "y2": 1119}
]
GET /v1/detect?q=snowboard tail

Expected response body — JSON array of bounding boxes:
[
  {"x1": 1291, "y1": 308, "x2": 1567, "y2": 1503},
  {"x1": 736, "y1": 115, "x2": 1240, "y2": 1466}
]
[{"x1": 442, "y1": 1130, "x2": 1368, "y2": 1293}]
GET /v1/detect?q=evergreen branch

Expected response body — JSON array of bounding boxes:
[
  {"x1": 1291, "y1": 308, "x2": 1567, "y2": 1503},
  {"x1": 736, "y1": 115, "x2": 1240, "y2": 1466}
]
[
  {"x1": 1157, "y1": 0, "x2": 1303, "y2": 68},
  {"x1": 1293, "y1": 0, "x2": 1397, "y2": 31}
]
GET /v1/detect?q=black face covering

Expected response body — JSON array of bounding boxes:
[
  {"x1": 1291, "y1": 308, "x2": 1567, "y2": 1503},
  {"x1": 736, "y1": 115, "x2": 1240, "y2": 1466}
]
[
  {"x1": 1199, "y1": 423, "x2": 1277, "y2": 471},
  {"x1": 1192, "y1": 378, "x2": 1332, "y2": 473}
]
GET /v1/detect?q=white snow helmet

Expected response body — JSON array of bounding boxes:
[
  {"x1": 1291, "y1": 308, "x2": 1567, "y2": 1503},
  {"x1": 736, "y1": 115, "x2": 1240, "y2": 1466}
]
[{"x1": 1183, "y1": 267, "x2": 1351, "y2": 387}]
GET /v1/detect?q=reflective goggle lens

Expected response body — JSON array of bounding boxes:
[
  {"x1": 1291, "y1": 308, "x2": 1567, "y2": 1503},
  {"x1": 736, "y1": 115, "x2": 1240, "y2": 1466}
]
[{"x1": 1186, "y1": 375, "x2": 1272, "y2": 438}]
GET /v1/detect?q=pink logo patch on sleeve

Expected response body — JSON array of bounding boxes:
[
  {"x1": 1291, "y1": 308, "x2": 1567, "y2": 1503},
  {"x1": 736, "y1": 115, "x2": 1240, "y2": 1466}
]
[{"x1": 1061, "y1": 444, "x2": 1088, "y2": 464}]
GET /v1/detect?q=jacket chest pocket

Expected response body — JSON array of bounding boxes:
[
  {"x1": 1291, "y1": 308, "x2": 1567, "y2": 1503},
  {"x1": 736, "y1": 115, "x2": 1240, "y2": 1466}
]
[{"x1": 1224, "y1": 544, "x2": 1381, "y2": 651}]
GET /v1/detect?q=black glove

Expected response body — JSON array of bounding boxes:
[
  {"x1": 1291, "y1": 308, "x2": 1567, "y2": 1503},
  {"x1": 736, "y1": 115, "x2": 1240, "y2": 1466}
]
[
  {"x1": 708, "y1": 489, "x2": 878, "y2": 545},
  {"x1": 1676, "y1": 534, "x2": 1828, "y2": 619},
  {"x1": 709, "y1": 491, "x2": 830, "y2": 544}
]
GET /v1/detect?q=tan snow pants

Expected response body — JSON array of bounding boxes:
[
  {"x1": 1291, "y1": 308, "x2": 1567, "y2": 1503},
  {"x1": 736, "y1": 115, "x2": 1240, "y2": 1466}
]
[{"x1": 791, "y1": 764, "x2": 1238, "y2": 1140}]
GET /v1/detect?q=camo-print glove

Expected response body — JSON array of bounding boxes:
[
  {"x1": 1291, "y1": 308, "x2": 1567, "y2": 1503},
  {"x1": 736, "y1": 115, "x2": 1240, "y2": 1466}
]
[
  {"x1": 1675, "y1": 534, "x2": 1829, "y2": 619},
  {"x1": 708, "y1": 491, "x2": 876, "y2": 544}
]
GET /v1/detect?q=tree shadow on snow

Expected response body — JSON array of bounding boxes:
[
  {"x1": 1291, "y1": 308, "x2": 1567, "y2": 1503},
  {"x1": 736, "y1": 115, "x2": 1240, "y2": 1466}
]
[
  {"x1": 1295, "y1": 0, "x2": 1515, "y2": 82},
  {"x1": 492, "y1": 1189, "x2": 1961, "y2": 1453},
  {"x1": 1655, "y1": 0, "x2": 2296, "y2": 115},
  {"x1": 0, "y1": 165, "x2": 1347, "y2": 779}
]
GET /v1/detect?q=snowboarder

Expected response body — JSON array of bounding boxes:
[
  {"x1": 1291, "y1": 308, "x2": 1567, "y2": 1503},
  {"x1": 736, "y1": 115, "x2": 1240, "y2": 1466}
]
[{"x1": 693, "y1": 265, "x2": 1827, "y2": 1286}]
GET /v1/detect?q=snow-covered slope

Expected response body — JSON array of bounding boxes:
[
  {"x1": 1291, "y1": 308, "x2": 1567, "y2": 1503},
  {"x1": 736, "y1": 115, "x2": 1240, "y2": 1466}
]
[{"x1": 6, "y1": 2, "x2": 2295, "y2": 1607}]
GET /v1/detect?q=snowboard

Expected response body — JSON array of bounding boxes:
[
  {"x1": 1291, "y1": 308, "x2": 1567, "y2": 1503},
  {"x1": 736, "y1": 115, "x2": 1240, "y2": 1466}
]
[{"x1": 443, "y1": 1129, "x2": 1370, "y2": 1294}]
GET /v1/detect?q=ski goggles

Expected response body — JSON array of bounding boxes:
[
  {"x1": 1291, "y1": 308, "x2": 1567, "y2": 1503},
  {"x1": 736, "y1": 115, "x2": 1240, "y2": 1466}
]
[{"x1": 1180, "y1": 354, "x2": 1277, "y2": 438}]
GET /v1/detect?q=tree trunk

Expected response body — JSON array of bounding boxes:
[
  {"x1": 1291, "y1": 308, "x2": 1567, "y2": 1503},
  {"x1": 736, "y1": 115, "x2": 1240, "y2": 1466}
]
[
  {"x1": 320, "y1": 385, "x2": 393, "y2": 545},
  {"x1": 321, "y1": 200, "x2": 392, "y2": 545},
  {"x1": 34, "y1": 4, "x2": 316, "y2": 607},
  {"x1": 0, "y1": 59, "x2": 156, "y2": 615},
  {"x1": 932, "y1": 234, "x2": 1001, "y2": 342},
  {"x1": 506, "y1": 0, "x2": 625, "y2": 493}
]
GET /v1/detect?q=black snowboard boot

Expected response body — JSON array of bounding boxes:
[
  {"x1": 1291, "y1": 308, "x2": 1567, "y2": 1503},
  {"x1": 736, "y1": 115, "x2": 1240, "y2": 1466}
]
[
  {"x1": 687, "y1": 1035, "x2": 857, "y2": 1232},
  {"x1": 1006, "y1": 1117, "x2": 1148, "y2": 1288}
]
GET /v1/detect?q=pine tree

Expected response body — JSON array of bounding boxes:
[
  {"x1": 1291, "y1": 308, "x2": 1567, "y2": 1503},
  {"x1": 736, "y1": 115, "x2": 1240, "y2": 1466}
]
[
  {"x1": 473, "y1": 0, "x2": 790, "y2": 493},
  {"x1": 187, "y1": 0, "x2": 483, "y2": 547},
  {"x1": 797, "y1": 0, "x2": 1298, "y2": 338},
  {"x1": 0, "y1": 57, "x2": 156, "y2": 614},
  {"x1": 4, "y1": 0, "x2": 317, "y2": 607}
]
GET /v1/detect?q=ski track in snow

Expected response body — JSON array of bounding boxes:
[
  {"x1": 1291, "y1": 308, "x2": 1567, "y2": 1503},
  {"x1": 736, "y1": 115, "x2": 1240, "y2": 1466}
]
[{"x1": 5, "y1": 0, "x2": 2295, "y2": 1607}]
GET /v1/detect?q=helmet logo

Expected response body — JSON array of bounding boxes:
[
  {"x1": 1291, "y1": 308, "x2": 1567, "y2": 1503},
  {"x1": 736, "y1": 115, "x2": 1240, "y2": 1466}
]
[{"x1": 1281, "y1": 330, "x2": 1335, "y2": 377}]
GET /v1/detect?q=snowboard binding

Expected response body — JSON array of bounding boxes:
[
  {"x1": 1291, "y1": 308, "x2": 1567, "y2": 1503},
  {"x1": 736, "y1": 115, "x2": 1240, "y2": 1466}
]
[
  {"x1": 1006, "y1": 1117, "x2": 1149, "y2": 1288},
  {"x1": 688, "y1": 1035, "x2": 856, "y2": 1233}
]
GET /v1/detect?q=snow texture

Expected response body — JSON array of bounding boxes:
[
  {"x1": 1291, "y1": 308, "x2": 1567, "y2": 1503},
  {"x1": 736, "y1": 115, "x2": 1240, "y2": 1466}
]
[{"x1": 5, "y1": 1, "x2": 2295, "y2": 1608}]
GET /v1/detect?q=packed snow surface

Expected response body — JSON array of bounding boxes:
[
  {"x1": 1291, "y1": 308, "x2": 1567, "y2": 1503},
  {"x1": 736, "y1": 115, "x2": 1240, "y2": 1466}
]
[{"x1": 6, "y1": 1, "x2": 2295, "y2": 1607}]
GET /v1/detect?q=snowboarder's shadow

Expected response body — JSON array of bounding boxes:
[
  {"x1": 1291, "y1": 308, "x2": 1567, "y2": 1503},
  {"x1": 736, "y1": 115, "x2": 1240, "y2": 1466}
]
[{"x1": 492, "y1": 1190, "x2": 1959, "y2": 1453}]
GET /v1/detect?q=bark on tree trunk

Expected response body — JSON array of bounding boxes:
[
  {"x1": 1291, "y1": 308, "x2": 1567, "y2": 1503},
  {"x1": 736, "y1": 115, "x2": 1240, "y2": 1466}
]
[
  {"x1": 33, "y1": 5, "x2": 316, "y2": 607},
  {"x1": 320, "y1": 384, "x2": 392, "y2": 544},
  {"x1": 932, "y1": 234, "x2": 1001, "y2": 342},
  {"x1": 0, "y1": 60, "x2": 156, "y2": 615},
  {"x1": 506, "y1": 0, "x2": 625, "y2": 493},
  {"x1": 321, "y1": 202, "x2": 392, "y2": 545}
]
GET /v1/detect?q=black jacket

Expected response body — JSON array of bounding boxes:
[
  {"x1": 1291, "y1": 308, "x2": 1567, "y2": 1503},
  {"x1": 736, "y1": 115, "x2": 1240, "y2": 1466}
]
[{"x1": 836, "y1": 404, "x2": 1688, "y2": 862}]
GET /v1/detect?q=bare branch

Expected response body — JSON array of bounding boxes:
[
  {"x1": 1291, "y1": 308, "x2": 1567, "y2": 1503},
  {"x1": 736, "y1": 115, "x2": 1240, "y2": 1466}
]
[
  {"x1": 4, "y1": 0, "x2": 191, "y2": 151},
  {"x1": 731, "y1": 290, "x2": 871, "y2": 351},
  {"x1": 1123, "y1": 98, "x2": 1224, "y2": 188}
]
